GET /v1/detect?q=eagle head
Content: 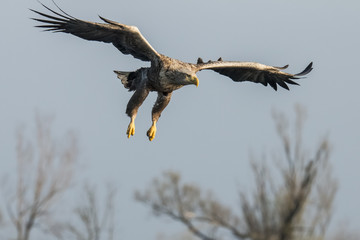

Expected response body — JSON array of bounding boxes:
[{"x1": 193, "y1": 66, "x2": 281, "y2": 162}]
[
  {"x1": 163, "y1": 62, "x2": 199, "y2": 88},
  {"x1": 185, "y1": 74, "x2": 199, "y2": 87}
]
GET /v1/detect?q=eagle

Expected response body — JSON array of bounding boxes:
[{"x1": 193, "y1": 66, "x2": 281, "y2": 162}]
[{"x1": 31, "y1": 3, "x2": 313, "y2": 141}]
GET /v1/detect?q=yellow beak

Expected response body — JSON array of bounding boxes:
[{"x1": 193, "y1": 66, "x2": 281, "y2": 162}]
[
  {"x1": 186, "y1": 75, "x2": 199, "y2": 87},
  {"x1": 192, "y1": 76, "x2": 199, "y2": 87}
]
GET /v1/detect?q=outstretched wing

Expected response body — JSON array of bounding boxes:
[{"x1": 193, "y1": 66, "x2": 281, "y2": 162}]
[
  {"x1": 195, "y1": 59, "x2": 313, "y2": 91},
  {"x1": 30, "y1": 3, "x2": 160, "y2": 62}
]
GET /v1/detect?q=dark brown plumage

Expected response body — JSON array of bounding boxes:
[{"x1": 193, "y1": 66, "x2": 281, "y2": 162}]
[{"x1": 31, "y1": 3, "x2": 313, "y2": 141}]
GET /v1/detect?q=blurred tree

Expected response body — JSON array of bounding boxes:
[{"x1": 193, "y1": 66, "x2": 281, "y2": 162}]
[
  {"x1": 58, "y1": 184, "x2": 117, "y2": 240},
  {"x1": 135, "y1": 106, "x2": 337, "y2": 240},
  {"x1": 3, "y1": 115, "x2": 78, "y2": 240}
]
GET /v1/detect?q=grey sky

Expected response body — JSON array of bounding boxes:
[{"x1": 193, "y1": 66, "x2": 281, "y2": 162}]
[{"x1": 1, "y1": 0, "x2": 359, "y2": 239}]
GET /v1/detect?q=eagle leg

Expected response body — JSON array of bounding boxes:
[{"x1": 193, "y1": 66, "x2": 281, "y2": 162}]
[
  {"x1": 147, "y1": 92, "x2": 172, "y2": 141},
  {"x1": 125, "y1": 86, "x2": 150, "y2": 138},
  {"x1": 147, "y1": 122, "x2": 157, "y2": 141},
  {"x1": 127, "y1": 119, "x2": 136, "y2": 138}
]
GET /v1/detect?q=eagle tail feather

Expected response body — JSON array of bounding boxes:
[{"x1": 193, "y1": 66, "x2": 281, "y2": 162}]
[
  {"x1": 114, "y1": 68, "x2": 148, "y2": 91},
  {"x1": 114, "y1": 70, "x2": 134, "y2": 91}
]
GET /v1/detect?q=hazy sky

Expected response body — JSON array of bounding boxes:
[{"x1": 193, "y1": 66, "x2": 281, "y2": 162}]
[{"x1": 1, "y1": 0, "x2": 359, "y2": 239}]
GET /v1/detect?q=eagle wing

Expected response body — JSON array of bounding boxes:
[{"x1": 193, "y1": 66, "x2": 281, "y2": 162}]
[
  {"x1": 195, "y1": 60, "x2": 313, "y2": 91},
  {"x1": 31, "y1": 3, "x2": 160, "y2": 62}
]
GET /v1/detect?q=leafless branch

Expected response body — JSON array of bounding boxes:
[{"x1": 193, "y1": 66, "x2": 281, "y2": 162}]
[
  {"x1": 64, "y1": 183, "x2": 117, "y2": 240},
  {"x1": 135, "y1": 171, "x2": 249, "y2": 240}
]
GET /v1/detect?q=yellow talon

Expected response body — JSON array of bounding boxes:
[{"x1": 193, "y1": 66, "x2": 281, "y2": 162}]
[
  {"x1": 126, "y1": 122, "x2": 135, "y2": 138},
  {"x1": 147, "y1": 124, "x2": 157, "y2": 141}
]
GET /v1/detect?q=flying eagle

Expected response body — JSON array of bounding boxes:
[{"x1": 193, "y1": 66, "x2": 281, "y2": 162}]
[{"x1": 31, "y1": 3, "x2": 313, "y2": 141}]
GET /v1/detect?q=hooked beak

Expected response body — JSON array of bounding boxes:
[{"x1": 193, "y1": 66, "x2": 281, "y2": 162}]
[{"x1": 187, "y1": 75, "x2": 199, "y2": 87}]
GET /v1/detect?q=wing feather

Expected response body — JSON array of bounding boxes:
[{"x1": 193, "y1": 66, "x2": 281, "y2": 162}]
[
  {"x1": 30, "y1": 3, "x2": 160, "y2": 62},
  {"x1": 196, "y1": 61, "x2": 313, "y2": 91}
]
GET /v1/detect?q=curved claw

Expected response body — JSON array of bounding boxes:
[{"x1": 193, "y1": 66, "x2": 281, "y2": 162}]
[
  {"x1": 147, "y1": 124, "x2": 157, "y2": 141},
  {"x1": 126, "y1": 122, "x2": 135, "y2": 138}
]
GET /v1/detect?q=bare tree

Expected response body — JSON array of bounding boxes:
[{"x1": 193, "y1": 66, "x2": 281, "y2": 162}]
[
  {"x1": 59, "y1": 184, "x2": 117, "y2": 240},
  {"x1": 136, "y1": 106, "x2": 337, "y2": 240},
  {"x1": 4, "y1": 115, "x2": 78, "y2": 240}
]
